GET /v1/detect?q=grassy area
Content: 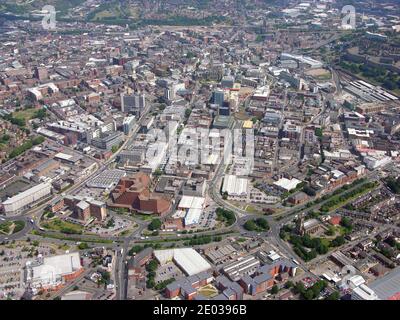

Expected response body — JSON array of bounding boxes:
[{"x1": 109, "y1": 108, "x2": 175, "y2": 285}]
[
  {"x1": 315, "y1": 73, "x2": 332, "y2": 81},
  {"x1": 42, "y1": 218, "x2": 83, "y2": 235},
  {"x1": 320, "y1": 238, "x2": 331, "y2": 248},
  {"x1": 134, "y1": 213, "x2": 154, "y2": 221},
  {"x1": 142, "y1": 229, "x2": 154, "y2": 236},
  {"x1": 0, "y1": 221, "x2": 13, "y2": 235},
  {"x1": 58, "y1": 244, "x2": 70, "y2": 251},
  {"x1": 320, "y1": 181, "x2": 379, "y2": 212},
  {"x1": 13, "y1": 108, "x2": 38, "y2": 121},
  {"x1": 0, "y1": 220, "x2": 25, "y2": 235},
  {"x1": 118, "y1": 230, "x2": 132, "y2": 237},
  {"x1": 87, "y1": 1, "x2": 130, "y2": 23},
  {"x1": 137, "y1": 231, "x2": 239, "y2": 245},
  {"x1": 13, "y1": 220, "x2": 25, "y2": 233},
  {"x1": 93, "y1": 9, "x2": 116, "y2": 20},
  {"x1": 245, "y1": 205, "x2": 261, "y2": 214},
  {"x1": 31, "y1": 230, "x2": 116, "y2": 244},
  {"x1": 338, "y1": 226, "x2": 348, "y2": 236}
]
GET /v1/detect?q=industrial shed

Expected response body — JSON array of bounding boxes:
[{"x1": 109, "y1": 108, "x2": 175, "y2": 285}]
[
  {"x1": 221, "y1": 175, "x2": 248, "y2": 196},
  {"x1": 154, "y1": 248, "x2": 211, "y2": 276}
]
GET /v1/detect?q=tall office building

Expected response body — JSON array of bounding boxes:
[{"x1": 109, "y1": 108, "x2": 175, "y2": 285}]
[
  {"x1": 212, "y1": 89, "x2": 225, "y2": 107},
  {"x1": 121, "y1": 92, "x2": 146, "y2": 116},
  {"x1": 164, "y1": 88, "x2": 172, "y2": 101},
  {"x1": 34, "y1": 66, "x2": 48, "y2": 81},
  {"x1": 221, "y1": 75, "x2": 235, "y2": 89},
  {"x1": 123, "y1": 115, "x2": 136, "y2": 135},
  {"x1": 219, "y1": 101, "x2": 230, "y2": 116}
]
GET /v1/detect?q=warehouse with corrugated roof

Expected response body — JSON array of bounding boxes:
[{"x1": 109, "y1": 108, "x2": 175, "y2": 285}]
[
  {"x1": 177, "y1": 196, "x2": 205, "y2": 226},
  {"x1": 221, "y1": 175, "x2": 248, "y2": 197},
  {"x1": 154, "y1": 248, "x2": 211, "y2": 276}
]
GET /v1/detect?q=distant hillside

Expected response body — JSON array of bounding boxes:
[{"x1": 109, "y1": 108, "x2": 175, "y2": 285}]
[{"x1": 0, "y1": 0, "x2": 84, "y2": 16}]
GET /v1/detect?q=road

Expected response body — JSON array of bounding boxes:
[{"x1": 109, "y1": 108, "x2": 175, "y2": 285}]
[
  {"x1": 115, "y1": 246, "x2": 128, "y2": 300},
  {"x1": 47, "y1": 268, "x2": 92, "y2": 300},
  {"x1": 272, "y1": 88, "x2": 287, "y2": 173},
  {"x1": 331, "y1": 67, "x2": 342, "y2": 96}
]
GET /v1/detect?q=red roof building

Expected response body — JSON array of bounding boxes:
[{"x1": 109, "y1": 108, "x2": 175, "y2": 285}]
[
  {"x1": 329, "y1": 216, "x2": 342, "y2": 225},
  {"x1": 109, "y1": 172, "x2": 171, "y2": 215}
]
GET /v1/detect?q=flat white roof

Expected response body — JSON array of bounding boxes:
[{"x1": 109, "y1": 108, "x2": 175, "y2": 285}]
[
  {"x1": 154, "y1": 248, "x2": 211, "y2": 276},
  {"x1": 348, "y1": 275, "x2": 366, "y2": 288},
  {"x1": 31, "y1": 252, "x2": 82, "y2": 282},
  {"x1": 54, "y1": 152, "x2": 73, "y2": 160},
  {"x1": 184, "y1": 208, "x2": 202, "y2": 226},
  {"x1": 353, "y1": 284, "x2": 379, "y2": 300},
  {"x1": 273, "y1": 177, "x2": 301, "y2": 191},
  {"x1": 3, "y1": 182, "x2": 51, "y2": 205},
  {"x1": 222, "y1": 175, "x2": 249, "y2": 196},
  {"x1": 43, "y1": 252, "x2": 82, "y2": 274},
  {"x1": 268, "y1": 250, "x2": 281, "y2": 261},
  {"x1": 322, "y1": 271, "x2": 341, "y2": 283},
  {"x1": 178, "y1": 196, "x2": 205, "y2": 209}
]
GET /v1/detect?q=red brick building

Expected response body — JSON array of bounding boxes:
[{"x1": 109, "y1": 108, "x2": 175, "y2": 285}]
[{"x1": 109, "y1": 173, "x2": 171, "y2": 215}]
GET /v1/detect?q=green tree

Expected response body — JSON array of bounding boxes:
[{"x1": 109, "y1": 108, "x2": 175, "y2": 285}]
[
  {"x1": 314, "y1": 128, "x2": 323, "y2": 137},
  {"x1": 216, "y1": 208, "x2": 235, "y2": 225},
  {"x1": 271, "y1": 285, "x2": 279, "y2": 295},
  {"x1": 386, "y1": 177, "x2": 400, "y2": 194},
  {"x1": 255, "y1": 217, "x2": 270, "y2": 230},
  {"x1": 34, "y1": 108, "x2": 47, "y2": 120},
  {"x1": 294, "y1": 282, "x2": 306, "y2": 295},
  {"x1": 129, "y1": 245, "x2": 144, "y2": 255},
  {"x1": 32, "y1": 136, "x2": 45, "y2": 145},
  {"x1": 148, "y1": 219, "x2": 162, "y2": 231},
  {"x1": 304, "y1": 289, "x2": 314, "y2": 300},
  {"x1": 146, "y1": 259, "x2": 159, "y2": 272},
  {"x1": 111, "y1": 145, "x2": 119, "y2": 153},
  {"x1": 185, "y1": 108, "x2": 192, "y2": 118},
  {"x1": 146, "y1": 277, "x2": 155, "y2": 289},
  {"x1": 326, "y1": 291, "x2": 340, "y2": 300},
  {"x1": 243, "y1": 219, "x2": 257, "y2": 231},
  {"x1": 331, "y1": 235, "x2": 345, "y2": 247},
  {"x1": 78, "y1": 242, "x2": 89, "y2": 250},
  {"x1": 1, "y1": 134, "x2": 10, "y2": 143},
  {"x1": 340, "y1": 217, "x2": 353, "y2": 230}
]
